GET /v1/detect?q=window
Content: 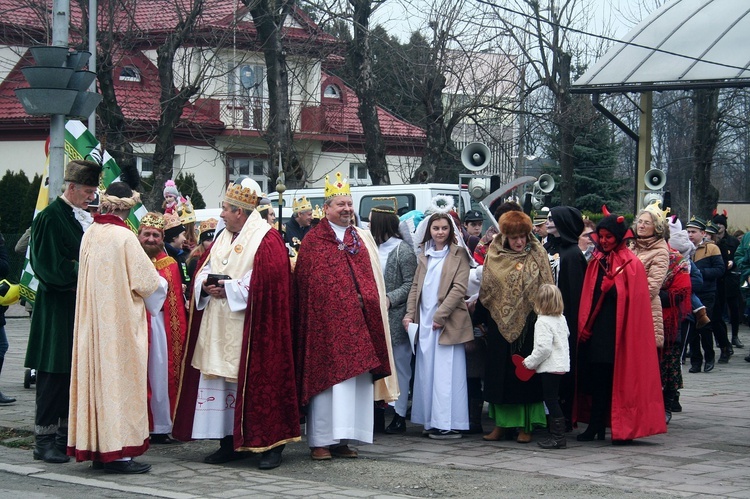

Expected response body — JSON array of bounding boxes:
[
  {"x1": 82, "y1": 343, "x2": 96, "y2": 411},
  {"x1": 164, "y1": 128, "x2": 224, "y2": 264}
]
[
  {"x1": 359, "y1": 194, "x2": 415, "y2": 224},
  {"x1": 349, "y1": 163, "x2": 371, "y2": 186},
  {"x1": 227, "y1": 157, "x2": 268, "y2": 193},
  {"x1": 119, "y1": 66, "x2": 141, "y2": 82},
  {"x1": 228, "y1": 63, "x2": 265, "y2": 99},
  {"x1": 323, "y1": 84, "x2": 341, "y2": 100},
  {"x1": 136, "y1": 155, "x2": 153, "y2": 177}
]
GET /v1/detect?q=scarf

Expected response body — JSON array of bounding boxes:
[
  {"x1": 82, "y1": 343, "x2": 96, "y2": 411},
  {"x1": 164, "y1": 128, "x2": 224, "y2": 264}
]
[{"x1": 479, "y1": 232, "x2": 553, "y2": 343}]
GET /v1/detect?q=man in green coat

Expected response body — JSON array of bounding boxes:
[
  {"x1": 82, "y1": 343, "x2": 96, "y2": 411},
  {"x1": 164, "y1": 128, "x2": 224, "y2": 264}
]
[{"x1": 25, "y1": 160, "x2": 101, "y2": 463}]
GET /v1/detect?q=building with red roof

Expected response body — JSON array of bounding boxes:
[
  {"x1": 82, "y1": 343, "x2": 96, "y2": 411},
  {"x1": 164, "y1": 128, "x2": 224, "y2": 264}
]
[{"x1": 0, "y1": 0, "x2": 425, "y2": 202}]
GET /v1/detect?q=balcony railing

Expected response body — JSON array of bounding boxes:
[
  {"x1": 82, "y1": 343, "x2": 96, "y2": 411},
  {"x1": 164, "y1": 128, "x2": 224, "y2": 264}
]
[{"x1": 218, "y1": 95, "x2": 306, "y2": 132}]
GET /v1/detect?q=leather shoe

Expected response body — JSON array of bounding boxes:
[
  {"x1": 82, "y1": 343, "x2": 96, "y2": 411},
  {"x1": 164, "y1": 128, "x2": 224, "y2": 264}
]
[
  {"x1": 385, "y1": 415, "x2": 406, "y2": 434},
  {"x1": 150, "y1": 434, "x2": 179, "y2": 444},
  {"x1": 704, "y1": 360, "x2": 715, "y2": 373},
  {"x1": 732, "y1": 337, "x2": 744, "y2": 348},
  {"x1": 204, "y1": 446, "x2": 247, "y2": 464},
  {"x1": 688, "y1": 364, "x2": 702, "y2": 373},
  {"x1": 258, "y1": 444, "x2": 284, "y2": 470},
  {"x1": 310, "y1": 447, "x2": 332, "y2": 460},
  {"x1": 103, "y1": 460, "x2": 151, "y2": 474},
  {"x1": 483, "y1": 426, "x2": 506, "y2": 441},
  {"x1": 331, "y1": 445, "x2": 358, "y2": 458},
  {"x1": 0, "y1": 391, "x2": 16, "y2": 404},
  {"x1": 516, "y1": 429, "x2": 532, "y2": 443}
]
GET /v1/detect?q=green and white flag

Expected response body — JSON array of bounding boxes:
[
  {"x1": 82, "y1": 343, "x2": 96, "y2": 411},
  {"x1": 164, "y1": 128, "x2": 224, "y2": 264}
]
[{"x1": 18, "y1": 120, "x2": 147, "y2": 304}]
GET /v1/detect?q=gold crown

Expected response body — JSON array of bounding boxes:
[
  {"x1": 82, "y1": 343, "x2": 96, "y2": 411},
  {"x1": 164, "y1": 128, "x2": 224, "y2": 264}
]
[
  {"x1": 643, "y1": 199, "x2": 669, "y2": 227},
  {"x1": 140, "y1": 212, "x2": 165, "y2": 231},
  {"x1": 225, "y1": 182, "x2": 260, "y2": 210},
  {"x1": 177, "y1": 197, "x2": 196, "y2": 224},
  {"x1": 199, "y1": 218, "x2": 218, "y2": 235},
  {"x1": 293, "y1": 196, "x2": 313, "y2": 213},
  {"x1": 163, "y1": 213, "x2": 183, "y2": 231},
  {"x1": 312, "y1": 204, "x2": 323, "y2": 219},
  {"x1": 324, "y1": 172, "x2": 351, "y2": 199}
]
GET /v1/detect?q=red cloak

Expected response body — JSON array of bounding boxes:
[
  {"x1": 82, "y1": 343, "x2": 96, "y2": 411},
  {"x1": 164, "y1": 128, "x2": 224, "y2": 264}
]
[
  {"x1": 172, "y1": 229, "x2": 300, "y2": 451},
  {"x1": 575, "y1": 242, "x2": 667, "y2": 441},
  {"x1": 294, "y1": 218, "x2": 391, "y2": 408},
  {"x1": 146, "y1": 251, "x2": 188, "y2": 429}
]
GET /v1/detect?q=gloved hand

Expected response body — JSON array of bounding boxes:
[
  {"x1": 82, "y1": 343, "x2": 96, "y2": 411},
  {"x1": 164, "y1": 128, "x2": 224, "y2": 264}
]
[{"x1": 601, "y1": 274, "x2": 615, "y2": 294}]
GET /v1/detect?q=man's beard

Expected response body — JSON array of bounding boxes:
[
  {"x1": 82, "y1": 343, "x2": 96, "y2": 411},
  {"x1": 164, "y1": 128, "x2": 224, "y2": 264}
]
[{"x1": 142, "y1": 243, "x2": 161, "y2": 258}]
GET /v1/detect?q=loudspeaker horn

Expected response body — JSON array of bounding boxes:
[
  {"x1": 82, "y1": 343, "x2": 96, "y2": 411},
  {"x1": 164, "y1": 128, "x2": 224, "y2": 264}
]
[
  {"x1": 645, "y1": 168, "x2": 666, "y2": 191},
  {"x1": 461, "y1": 142, "x2": 491, "y2": 172},
  {"x1": 534, "y1": 173, "x2": 555, "y2": 194}
]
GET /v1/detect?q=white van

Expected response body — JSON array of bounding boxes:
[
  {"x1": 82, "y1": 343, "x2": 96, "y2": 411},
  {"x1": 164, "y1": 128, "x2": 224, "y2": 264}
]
[
  {"x1": 277, "y1": 183, "x2": 472, "y2": 228},
  {"x1": 195, "y1": 183, "x2": 478, "y2": 228}
]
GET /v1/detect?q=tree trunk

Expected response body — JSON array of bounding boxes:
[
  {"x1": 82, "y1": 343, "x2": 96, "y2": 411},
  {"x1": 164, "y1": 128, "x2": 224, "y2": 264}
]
[
  {"x1": 95, "y1": 41, "x2": 138, "y2": 190},
  {"x1": 246, "y1": 0, "x2": 303, "y2": 187},
  {"x1": 691, "y1": 88, "x2": 720, "y2": 218},
  {"x1": 555, "y1": 51, "x2": 575, "y2": 206},
  {"x1": 350, "y1": 0, "x2": 389, "y2": 185},
  {"x1": 143, "y1": 0, "x2": 204, "y2": 210}
]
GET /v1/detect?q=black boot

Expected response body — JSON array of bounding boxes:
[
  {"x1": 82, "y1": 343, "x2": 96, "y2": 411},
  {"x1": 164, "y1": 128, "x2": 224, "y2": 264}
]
[
  {"x1": 258, "y1": 444, "x2": 284, "y2": 470},
  {"x1": 33, "y1": 434, "x2": 70, "y2": 463},
  {"x1": 466, "y1": 398, "x2": 484, "y2": 434},
  {"x1": 0, "y1": 358, "x2": 15, "y2": 404},
  {"x1": 55, "y1": 426, "x2": 68, "y2": 454},
  {"x1": 538, "y1": 417, "x2": 567, "y2": 449},
  {"x1": 204, "y1": 436, "x2": 247, "y2": 464},
  {"x1": 718, "y1": 347, "x2": 730, "y2": 364},
  {"x1": 732, "y1": 335, "x2": 744, "y2": 348},
  {"x1": 385, "y1": 414, "x2": 406, "y2": 434},
  {"x1": 663, "y1": 389, "x2": 675, "y2": 425},
  {"x1": 672, "y1": 391, "x2": 682, "y2": 413}
]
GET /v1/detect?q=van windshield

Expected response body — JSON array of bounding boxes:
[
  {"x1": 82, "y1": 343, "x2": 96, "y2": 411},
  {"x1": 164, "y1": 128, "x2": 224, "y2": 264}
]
[{"x1": 359, "y1": 194, "x2": 415, "y2": 222}]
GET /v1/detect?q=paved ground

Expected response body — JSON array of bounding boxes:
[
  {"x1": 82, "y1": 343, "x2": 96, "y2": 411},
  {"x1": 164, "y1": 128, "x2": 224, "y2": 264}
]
[{"x1": 1, "y1": 304, "x2": 750, "y2": 498}]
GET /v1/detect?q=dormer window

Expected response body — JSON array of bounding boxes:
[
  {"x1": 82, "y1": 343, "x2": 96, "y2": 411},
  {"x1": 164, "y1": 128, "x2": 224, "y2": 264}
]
[
  {"x1": 119, "y1": 66, "x2": 141, "y2": 82},
  {"x1": 323, "y1": 84, "x2": 341, "y2": 100}
]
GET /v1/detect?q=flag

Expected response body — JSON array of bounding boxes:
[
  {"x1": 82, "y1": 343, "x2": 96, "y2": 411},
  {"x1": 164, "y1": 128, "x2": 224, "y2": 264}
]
[{"x1": 18, "y1": 120, "x2": 147, "y2": 304}]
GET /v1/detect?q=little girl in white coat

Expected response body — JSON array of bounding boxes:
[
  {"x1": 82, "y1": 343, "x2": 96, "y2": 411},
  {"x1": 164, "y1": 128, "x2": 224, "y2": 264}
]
[{"x1": 523, "y1": 284, "x2": 570, "y2": 449}]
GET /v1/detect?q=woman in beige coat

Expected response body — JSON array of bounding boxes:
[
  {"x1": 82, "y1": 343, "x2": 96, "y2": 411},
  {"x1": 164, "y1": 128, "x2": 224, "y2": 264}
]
[
  {"x1": 404, "y1": 212, "x2": 473, "y2": 439},
  {"x1": 632, "y1": 202, "x2": 670, "y2": 348}
]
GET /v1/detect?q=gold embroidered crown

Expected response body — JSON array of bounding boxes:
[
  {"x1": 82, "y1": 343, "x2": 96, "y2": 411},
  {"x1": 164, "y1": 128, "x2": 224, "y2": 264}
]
[
  {"x1": 163, "y1": 213, "x2": 183, "y2": 231},
  {"x1": 177, "y1": 197, "x2": 196, "y2": 224},
  {"x1": 199, "y1": 218, "x2": 218, "y2": 235},
  {"x1": 225, "y1": 182, "x2": 260, "y2": 210},
  {"x1": 312, "y1": 204, "x2": 323, "y2": 220},
  {"x1": 140, "y1": 212, "x2": 165, "y2": 231},
  {"x1": 293, "y1": 196, "x2": 313, "y2": 213},
  {"x1": 324, "y1": 172, "x2": 351, "y2": 199}
]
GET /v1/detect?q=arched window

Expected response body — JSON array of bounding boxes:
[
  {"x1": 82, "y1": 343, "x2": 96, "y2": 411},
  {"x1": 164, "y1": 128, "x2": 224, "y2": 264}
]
[
  {"x1": 323, "y1": 84, "x2": 341, "y2": 100},
  {"x1": 119, "y1": 66, "x2": 141, "y2": 82}
]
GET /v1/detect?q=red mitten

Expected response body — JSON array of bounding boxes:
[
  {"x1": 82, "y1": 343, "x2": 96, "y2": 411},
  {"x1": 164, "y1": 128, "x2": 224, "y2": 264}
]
[{"x1": 600, "y1": 275, "x2": 615, "y2": 294}]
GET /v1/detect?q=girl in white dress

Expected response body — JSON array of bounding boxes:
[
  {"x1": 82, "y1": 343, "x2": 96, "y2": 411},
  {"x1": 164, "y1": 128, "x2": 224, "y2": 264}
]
[{"x1": 404, "y1": 212, "x2": 474, "y2": 439}]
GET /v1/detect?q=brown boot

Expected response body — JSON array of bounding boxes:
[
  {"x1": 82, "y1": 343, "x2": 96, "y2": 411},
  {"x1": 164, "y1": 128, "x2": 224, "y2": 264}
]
[
  {"x1": 482, "y1": 426, "x2": 505, "y2": 441},
  {"x1": 517, "y1": 429, "x2": 532, "y2": 443},
  {"x1": 695, "y1": 307, "x2": 711, "y2": 329}
]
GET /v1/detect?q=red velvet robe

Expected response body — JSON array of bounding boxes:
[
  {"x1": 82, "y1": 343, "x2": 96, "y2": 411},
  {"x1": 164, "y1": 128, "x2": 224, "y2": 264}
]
[
  {"x1": 172, "y1": 229, "x2": 300, "y2": 451},
  {"x1": 294, "y1": 218, "x2": 391, "y2": 408},
  {"x1": 146, "y1": 251, "x2": 188, "y2": 429},
  {"x1": 575, "y1": 241, "x2": 667, "y2": 441}
]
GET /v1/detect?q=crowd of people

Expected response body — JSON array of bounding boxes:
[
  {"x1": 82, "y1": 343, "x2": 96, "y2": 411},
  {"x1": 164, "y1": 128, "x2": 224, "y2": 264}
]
[{"x1": 17, "y1": 160, "x2": 750, "y2": 474}]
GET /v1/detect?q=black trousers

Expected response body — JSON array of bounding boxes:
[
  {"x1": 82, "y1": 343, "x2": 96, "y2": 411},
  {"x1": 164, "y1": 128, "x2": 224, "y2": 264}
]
[
  {"x1": 540, "y1": 373, "x2": 563, "y2": 419},
  {"x1": 691, "y1": 294, "x2": 717, "y2": 365},
  {"x1": 710, "y1": 290, "x2": 731, "y2": 349},
  {"x1": 35, "y1": 371, "x2": 70, "y2": 435}
]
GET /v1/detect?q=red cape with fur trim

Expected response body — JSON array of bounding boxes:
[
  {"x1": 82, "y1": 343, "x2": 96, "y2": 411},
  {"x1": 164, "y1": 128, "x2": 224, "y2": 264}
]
[
  {"x1": 575, "y1": 241, "x2": 667, "y2": 441},
  {"x1": 294, "y1": 218, "x2": 391, "y2": 408},
  {"x1": 172, "y1": 229, "x2": 300, "y2": 451}
]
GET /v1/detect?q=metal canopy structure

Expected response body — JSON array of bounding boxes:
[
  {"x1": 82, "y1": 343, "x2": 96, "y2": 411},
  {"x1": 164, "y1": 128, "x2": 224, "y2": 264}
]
[{"x1": 572, "y1": 0, "x2": 750, "y2": 94}]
